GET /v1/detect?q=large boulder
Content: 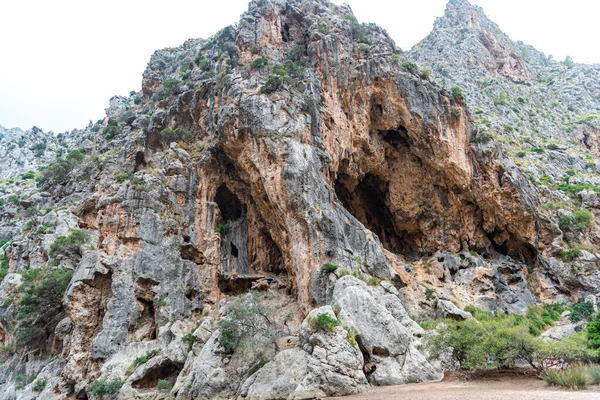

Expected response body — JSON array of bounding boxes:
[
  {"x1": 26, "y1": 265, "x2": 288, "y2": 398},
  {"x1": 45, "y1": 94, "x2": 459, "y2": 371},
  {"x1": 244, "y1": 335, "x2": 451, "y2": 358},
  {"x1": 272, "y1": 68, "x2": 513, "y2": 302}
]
[
  {"x1": 332, "y1": 276, "x2": 442, "y2": 386},
  {"x1": 240, "y1": 306, "x2": 368, "y2": 399}
]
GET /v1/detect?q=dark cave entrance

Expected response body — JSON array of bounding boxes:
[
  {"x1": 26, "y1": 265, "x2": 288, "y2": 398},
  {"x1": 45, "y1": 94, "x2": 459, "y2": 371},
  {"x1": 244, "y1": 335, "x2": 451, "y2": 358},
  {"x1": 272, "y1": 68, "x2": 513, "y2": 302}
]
[
  {"x1": 335, "y1": 172, "x2": 409, "y2": 254},
  {"x1": 132, "y1": 359, "x2": 183, "y2": 389},
  {"x1": 215, "y1": 185, "x2": 243, "y2": 221}
]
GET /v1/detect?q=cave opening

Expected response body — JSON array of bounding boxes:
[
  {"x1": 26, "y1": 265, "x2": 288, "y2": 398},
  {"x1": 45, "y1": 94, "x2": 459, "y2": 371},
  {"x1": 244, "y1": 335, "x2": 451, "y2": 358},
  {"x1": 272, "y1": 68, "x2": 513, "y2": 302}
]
[
  {"x1": 134, "y1": 151, "x2": 147, "y2": 172},
  {"x1": 380, "y1": 126, "x2": 409, "y2": 148},
  {"x1": 230, "y1": 242, "x2": 239, "y2": 257},
  {"x1": 215, "y1": 185, "x2": 243, "y2": 221},
  {"x1": 335, "y1": 172, "x2": 409, "y2": 254},
  {"x1": 131, "y1": 360, "x2": 183, "y2": 389}
]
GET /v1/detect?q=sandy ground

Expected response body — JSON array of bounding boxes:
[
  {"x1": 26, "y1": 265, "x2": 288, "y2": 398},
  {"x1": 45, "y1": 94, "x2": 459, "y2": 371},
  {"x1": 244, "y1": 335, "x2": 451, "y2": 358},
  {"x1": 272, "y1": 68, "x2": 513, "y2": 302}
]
[{"x1": 329, "y1": 377, "x2": 600, "y2": 400}]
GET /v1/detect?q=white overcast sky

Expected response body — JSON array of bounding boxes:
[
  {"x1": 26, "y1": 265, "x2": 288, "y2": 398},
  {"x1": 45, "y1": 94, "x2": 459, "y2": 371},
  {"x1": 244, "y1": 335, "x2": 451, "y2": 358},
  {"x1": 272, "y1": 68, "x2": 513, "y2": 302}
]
[{"x1": 1, "y1": 0, "x2": 598, "y2": 133}]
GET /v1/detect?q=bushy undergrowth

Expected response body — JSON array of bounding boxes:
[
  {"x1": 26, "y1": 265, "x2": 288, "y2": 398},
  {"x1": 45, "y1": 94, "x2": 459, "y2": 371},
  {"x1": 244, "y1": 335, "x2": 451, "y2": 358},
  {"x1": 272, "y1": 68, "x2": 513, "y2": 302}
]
[
  {"x1": 425, "y1": 304, "x2": 597, "y2": 372},
  {"x1": 541, "y1": 364, "x2": 600, "y2": 389},
  {"x1": 88, "y1": 378, "x2": 122, "y2": 396},
  {"x1": 13, "y1": 268, "x2": 73, "y2": 350}
]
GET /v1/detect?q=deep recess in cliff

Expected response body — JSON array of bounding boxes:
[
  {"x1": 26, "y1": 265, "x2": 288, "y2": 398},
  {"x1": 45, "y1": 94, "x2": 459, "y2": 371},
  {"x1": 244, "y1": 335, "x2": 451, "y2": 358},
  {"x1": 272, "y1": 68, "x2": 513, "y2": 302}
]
[{"x1": 1, "y1": 0, "x2": 600, "y2": 398}]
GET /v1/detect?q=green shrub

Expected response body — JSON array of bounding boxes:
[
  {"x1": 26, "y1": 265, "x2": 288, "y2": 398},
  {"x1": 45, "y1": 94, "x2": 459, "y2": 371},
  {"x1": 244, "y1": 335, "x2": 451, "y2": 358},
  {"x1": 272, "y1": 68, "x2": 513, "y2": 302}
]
[
  {"x1": 573, "y1": 210, "x2": 593, "y2": 229},
  {"x1": 401, "y1": 61, "x2": 418, "y2": 74},
  {"x1": 252, "y1": 58, "x2": 269, "y2": 70},
  {"x1": 425, "y1": 288, "x2": 437, "y2": 301},
  {"x1": 570, "y1": 301, "x2": 594, "y2": 323},
  {"x1": 451, "y1": 86, "x2": 465, "y2": 101},
  {"x1": 125, "y1": 349, "x2": 161, "y2": 376},
  {"x1": 15, "y1": 374, "x2": 26, "y2": 390},
  {"x1": 563, "y1": 56, "x2": 574, "y2": 68},
  {"x1": 160, "y1": 127, "x2": 192, "y2": 142},
  {"x1": 494, "y1": 92, "x2": 508, "y2": 105},
  {"x1": 561, "y1": 248, "x2": 582, "y2": 262},
  {"x1": 215, "y1": 221, "x2": 230, "y2": 238},
  {"x1": 33, "y1": 379, "x2": 47, "y2": 391},
  {"x1": 115, "y1": 172, "x2": 134, "y2": 183},
  {"x1": 162, "y1": 79, "x2": 181, "y2": 96},
  {"x1": 182, "y1": 333, "x2": 196, "y2": 352},
  {"x1": 88, "y1": 378, "x2": 122, "y2": 396},
  {"x1": 260, "y1": 65, "x2": 292, "y2": 94},
  {"x1": 321, "y1": 263, "x2": 340, "y2": 273},
  {"x1": 37, "y1": 158, "x2": 73, "y2": 189},
  {"x1": 14, "y1": 268, "x2": 73, "y2": 349},
  {"x1": 471, "y1": 134, "x2": 491, "y2": 144},
  {"x1": 216, "y1": 292, "x2": 285, "y2": 375},
  {"x1": 21, "y1": 171, "x2": 35, "y2": 180},
  {"x1": 542, "y1": 365, "x2": 587, "y2": 389},
  {"x1": 587, "y1": 312, "x2": 600, "y2": 350},
  {"x1": 157, "y1": 379, "x2": 171, "y2": 391},
  {"x1": 309, "y1": 313, "x2": 339, "y2": 332},
  {"x1": 516, "y1": 151, "x2": 527, "y2": 158},
  {"x1": 102, "y1": 126, "x2": 120, "y2": 140},
  {"x1": 558, "y1": 210, "x2": 593, "y2": 231},
  {"x1": 49, "y1": 229, "x2": 88, "y2": 260}
]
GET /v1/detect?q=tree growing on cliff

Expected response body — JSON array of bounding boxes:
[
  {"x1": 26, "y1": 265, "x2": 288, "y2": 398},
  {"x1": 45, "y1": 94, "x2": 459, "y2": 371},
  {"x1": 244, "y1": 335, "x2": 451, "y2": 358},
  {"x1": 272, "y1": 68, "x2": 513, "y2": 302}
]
[{"x1": 217, "y1": 291, "x2": 287, "y2": 375}]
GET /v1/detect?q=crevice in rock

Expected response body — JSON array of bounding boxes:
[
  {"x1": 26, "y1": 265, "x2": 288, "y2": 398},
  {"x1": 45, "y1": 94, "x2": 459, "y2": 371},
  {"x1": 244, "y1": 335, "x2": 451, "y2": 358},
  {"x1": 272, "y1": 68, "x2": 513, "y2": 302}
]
[
  {"x1": 129, "y1": 278, "x2": 158, "y2": 342},
  {"x1": 180, "y1": 244, "x2": 205, "y2": 264},
  {"x1": 134, "y1": 151, "x2": 147, "y2": 172},
  {"x1": 131, "y1": 359, "x2": 183, "y2": 389}
]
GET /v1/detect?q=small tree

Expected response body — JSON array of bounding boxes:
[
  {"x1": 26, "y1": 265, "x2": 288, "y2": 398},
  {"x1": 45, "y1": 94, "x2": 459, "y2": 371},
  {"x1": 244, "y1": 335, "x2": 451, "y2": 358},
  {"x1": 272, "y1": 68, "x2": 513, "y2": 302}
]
[
  {"x1": 451, "y1": 86, "x2": 465, "y2": 101},
  {"x1": 563, "y1": 56, "x2": 574, "y2": 68}
]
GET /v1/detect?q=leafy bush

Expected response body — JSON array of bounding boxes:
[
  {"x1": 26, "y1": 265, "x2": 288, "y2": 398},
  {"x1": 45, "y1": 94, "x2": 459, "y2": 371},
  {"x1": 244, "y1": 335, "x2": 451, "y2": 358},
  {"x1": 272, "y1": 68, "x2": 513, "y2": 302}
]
[
  {"x1": 425, "y1": 288, "x2": 437, "y2": 301},
  {"x1": 36, "y1": 158, "x2": 73, "y2": 189},
  {"x1": 321, "y1": 263, "x2": 339, "y2": 273},
  {"x1": 160, "y1": 127, "x2": 192, "y2": 142},
  {"x1": 587, "y1": 312, "x2": 600, "y2": 350},
  {"x1": 401, "y1": 61, "x2": 418, "y2": 74},
  {"x1": 33, "y1": 379, "x2": 46, "y2": 391},
  {"x1": 88, "y1": 378, "x2": 122, "y2": 396},
  {"x1": 570, "y1": 301, "x2": 594, "y2": 323},
  {"x1": 215, "y1": 221, "x2": 230, "y2": 238},
  {"x1": 102, "y1": 126, "x2": 120, "y2": 140},
  {"x1": 561, "y1": 248, "x2": 582, "y2": 262},
  {"x1": 558, "y1": 210, "x2": 593, "y2": 231},
  {"x1": 14, "y1": 268, "x2": 73, "y2": 349},
  {"x1": 49, "y1": 229, "x2": 88, "y2": 261},
  {"x1": 451, "y1": 86, "x2": 465, "y2": 101},
  {"x1": 516, "y1": 151, "x2": 527, "y2": 158},
  {"x1": 494, "y1": 92, "x2": 508, "y2": 105},
  {"x1": 21, "y1": 171, "x2": 35, "y2": 180},
  {"x1": 162, "y1": 79, "x2": 181, "y2": 96},
  {"x1": 308, "y1": 313, "x2": 339, "y2": 332},
  {"x1": 216, "y1": 291, "x2": 284, "y2": 371},
  {"x1": 115, "y1": 172, "x2": 134, "y2": 183},
  {"x1": 563, "y1": 56, "x2": 574, "y2": 68},
  {"x1": 252, "y1": 58, "x2": 269, "y2": 70},
  {"x1": 542, "y1": 365, "x2": 587, "y2": 389},
  {"x1": 182, "y1": 333, "x2": 196, "y2": 352}
]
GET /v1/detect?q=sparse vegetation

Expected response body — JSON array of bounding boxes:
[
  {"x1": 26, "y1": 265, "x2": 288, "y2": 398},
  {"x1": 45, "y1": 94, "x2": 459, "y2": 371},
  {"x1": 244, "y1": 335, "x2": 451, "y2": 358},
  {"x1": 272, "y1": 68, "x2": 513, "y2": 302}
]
[
  {"x1": 451, "y1": 86, "x2": 465, "y2": 101},
  {"x1": 308, "y1": 313, "x2": 339, "y2": 332},
  {"x1": 88, "y1": 378, "x2": 122, "y2": 396},
  {"x1": 321, "y1": 263, "x2": 340, "y2": 273}
]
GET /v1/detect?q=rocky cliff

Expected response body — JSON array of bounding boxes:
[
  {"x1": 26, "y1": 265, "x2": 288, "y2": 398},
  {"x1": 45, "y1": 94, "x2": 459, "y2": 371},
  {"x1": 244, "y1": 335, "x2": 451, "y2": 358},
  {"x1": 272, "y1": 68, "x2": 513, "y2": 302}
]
[{"x1": 1, "y1": 0, "x2": 599, "y2": 398}]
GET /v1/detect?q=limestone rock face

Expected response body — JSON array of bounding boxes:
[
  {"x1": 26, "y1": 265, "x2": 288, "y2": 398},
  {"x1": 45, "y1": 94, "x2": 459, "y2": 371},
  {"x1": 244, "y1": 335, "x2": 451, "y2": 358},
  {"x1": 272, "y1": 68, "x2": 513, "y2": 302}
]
[
  {"x1": 1, "y1": 0, "x2": 600, "y2": 398},
  {"x1": 332, "y1": 276, "x2": 442, "y2": 386}
]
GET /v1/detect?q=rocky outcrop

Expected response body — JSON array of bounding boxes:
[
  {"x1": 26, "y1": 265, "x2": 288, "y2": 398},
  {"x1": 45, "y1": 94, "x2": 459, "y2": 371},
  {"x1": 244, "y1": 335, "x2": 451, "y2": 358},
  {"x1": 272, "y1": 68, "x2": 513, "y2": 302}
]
[{"x1": 1, "y1": 0, "x2": 600, "y2": 398}]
